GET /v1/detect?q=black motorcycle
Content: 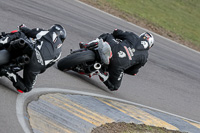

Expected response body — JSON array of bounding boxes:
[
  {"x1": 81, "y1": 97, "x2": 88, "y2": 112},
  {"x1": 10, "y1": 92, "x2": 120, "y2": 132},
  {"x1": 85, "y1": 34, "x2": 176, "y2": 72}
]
[
  {"x1": 0, "y1": 32, "x2": 32, "y2": 78},
  {"x1": 57, "y1": 38, "x2": 112, "y2": 81}
]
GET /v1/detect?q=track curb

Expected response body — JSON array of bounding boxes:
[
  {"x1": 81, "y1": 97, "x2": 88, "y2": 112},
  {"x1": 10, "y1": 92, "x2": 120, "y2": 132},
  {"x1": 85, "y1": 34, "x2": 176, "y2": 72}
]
[{"x1": 16, "y1": 88, "x2": 200, "y2": 133}]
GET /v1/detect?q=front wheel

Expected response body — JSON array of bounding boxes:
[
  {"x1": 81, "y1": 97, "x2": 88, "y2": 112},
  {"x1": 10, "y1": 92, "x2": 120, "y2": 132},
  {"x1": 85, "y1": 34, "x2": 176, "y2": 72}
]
[{"x1": 57, "y1": 50, "x2": 96, "y2": 71}]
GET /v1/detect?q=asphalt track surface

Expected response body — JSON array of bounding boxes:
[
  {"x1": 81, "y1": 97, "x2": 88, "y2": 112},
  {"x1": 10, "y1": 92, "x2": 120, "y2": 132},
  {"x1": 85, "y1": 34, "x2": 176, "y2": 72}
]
[{"x1": 0, "y1": 0, "x2": 200, "y2": 133}]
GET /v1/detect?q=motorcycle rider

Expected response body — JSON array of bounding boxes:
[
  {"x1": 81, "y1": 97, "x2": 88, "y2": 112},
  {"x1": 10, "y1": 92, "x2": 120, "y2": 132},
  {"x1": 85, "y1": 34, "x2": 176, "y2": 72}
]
[
  {"x1": 0, "y1": 24, "x2": 66, "y2": 93},
  {"x1": 80, "y1": 29, "x2": 154, "y2": 91}
]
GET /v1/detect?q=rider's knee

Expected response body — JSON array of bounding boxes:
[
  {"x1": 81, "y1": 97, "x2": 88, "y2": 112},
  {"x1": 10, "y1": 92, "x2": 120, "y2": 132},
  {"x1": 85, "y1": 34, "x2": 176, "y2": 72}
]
[
  {"x1": 13, "y1": 81, "x2": 32, "y2": 93},
  {"x1": 104, "y1": 80, "x2": 119, "y2": 91},
  {"x1": 24, "y1": 87, "x2": 32, "y2": 92}
]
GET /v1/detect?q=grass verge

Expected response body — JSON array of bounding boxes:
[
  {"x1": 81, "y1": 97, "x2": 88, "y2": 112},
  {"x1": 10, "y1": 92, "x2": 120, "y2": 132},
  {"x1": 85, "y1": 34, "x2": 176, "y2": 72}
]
[
  {"x1": 79, "y1": 0, "x2": 200, "y2": 52},
  {"x1": 91, "y1": 122, "x2": 185, "y2": 133}
]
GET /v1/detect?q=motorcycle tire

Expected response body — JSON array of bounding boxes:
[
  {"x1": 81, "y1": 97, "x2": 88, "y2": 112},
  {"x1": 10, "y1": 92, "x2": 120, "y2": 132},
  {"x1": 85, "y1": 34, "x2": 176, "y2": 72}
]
[
  {"x1": 57, "y1": 50, "x2": 95, "y2": 71},
  {"x1": 0, "y1": 50, "x2": 10, "y2": 66}
]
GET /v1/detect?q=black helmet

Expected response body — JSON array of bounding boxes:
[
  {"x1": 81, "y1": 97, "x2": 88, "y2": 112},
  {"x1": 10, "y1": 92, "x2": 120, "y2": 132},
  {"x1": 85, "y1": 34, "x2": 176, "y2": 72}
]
[{"x1": 49, "y1": 24, "x2": 66, "y2": 43}]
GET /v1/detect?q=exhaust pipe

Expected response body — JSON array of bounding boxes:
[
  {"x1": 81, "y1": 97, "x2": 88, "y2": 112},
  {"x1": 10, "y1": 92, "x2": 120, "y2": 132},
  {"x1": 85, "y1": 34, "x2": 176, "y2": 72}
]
[
  {"x1": 16, "y1": 55, "x2": 30, "y2": 66},
  {"x1": 87, "y1": 63, "x2": 102, "y2": 73},
  {"x1": 94, "y1": 63, "x2": 101, "y2": 70},
  {"x1": 10, "y1": 39, "x2": 26, "y2": 49}
]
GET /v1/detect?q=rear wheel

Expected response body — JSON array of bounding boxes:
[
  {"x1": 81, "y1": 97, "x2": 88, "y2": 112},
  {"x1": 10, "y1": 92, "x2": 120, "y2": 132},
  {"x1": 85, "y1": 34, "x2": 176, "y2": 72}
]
[
  {"x1": 57, "y1": 50, "x2": 95, "y2": 71},
  {"x1": 0, "y1": 50, "x2": 10, "y2": 66}
]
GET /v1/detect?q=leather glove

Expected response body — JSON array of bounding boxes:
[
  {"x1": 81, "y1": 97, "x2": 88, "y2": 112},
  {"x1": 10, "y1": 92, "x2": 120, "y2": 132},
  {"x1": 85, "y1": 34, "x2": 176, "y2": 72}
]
[{"x1": 18, "y1": 24, "x2": 27, "y2": 31}]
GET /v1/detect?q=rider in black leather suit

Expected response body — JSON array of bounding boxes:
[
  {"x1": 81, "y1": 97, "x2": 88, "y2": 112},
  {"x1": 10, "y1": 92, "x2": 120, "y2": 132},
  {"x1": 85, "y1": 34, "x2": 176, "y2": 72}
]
[
  {"x1": 0, "y1": 24, "x2": 66, "y2": 93},
  {"x1": 97, "y1": 29, "x2": 154, "y2": 91}
]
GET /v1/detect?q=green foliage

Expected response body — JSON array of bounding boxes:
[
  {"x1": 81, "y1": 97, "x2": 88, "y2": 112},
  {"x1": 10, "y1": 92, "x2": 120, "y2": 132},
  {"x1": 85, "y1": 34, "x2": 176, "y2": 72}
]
[{"x1": 101, "y1": 0, "x2": 200, "y2": 46}]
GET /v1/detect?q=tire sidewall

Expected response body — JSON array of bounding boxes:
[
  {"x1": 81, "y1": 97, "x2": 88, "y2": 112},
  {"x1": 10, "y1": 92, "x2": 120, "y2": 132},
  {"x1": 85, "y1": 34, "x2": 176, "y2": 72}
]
[{"x1": 57, "y1": 50, "x2": 96, "y2": 71}]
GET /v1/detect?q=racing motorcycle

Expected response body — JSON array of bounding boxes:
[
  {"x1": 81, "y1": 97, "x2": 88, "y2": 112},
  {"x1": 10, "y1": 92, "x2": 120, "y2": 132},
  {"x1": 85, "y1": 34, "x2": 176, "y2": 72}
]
[
  {"x1": 57, "y1": 38, "x2": 112, "y2": 81},
  {"x1": 0, "y1": 32, "x2": 31, "y2": 78}
]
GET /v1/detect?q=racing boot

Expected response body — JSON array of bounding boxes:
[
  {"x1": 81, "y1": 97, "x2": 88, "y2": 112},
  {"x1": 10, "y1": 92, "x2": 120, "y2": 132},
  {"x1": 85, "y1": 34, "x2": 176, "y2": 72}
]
[
  {"x1": 3, "y1": 68, "x2": 26, "y2": 93},
  {"x1": 97, "y1": 69, "x2": 109, "y2": 82}
]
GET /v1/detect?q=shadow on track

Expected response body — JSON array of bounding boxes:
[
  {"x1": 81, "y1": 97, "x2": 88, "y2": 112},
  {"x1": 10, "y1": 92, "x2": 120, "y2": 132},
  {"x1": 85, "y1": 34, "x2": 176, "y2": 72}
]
[
  {"x1": 0, "y1": 78, "x2": 18, "y2": 93},
  {"x1": 62, "y1": 70, "x2": 111, "y2": 93}
]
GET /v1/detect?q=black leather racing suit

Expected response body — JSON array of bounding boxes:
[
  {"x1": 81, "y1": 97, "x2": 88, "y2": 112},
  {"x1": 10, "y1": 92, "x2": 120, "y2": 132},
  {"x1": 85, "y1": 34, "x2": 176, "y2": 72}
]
[
  {"x1": 99, "y1": 29, "x2": 150, "y2": 91},
  {"x1": 4, "y1": 27, "x2": 63, "y2": 92}
]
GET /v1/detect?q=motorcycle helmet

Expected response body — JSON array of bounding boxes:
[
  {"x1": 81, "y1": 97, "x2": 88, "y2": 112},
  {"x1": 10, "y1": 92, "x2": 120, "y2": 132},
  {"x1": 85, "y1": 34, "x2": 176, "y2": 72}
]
[
  {"x1": 139, "y1": 32, "x2": 154, "y2": 48},
  {"x1": 49, "y1": 24, "x2": 66, "y2": 43}
]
